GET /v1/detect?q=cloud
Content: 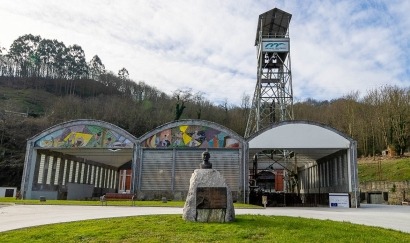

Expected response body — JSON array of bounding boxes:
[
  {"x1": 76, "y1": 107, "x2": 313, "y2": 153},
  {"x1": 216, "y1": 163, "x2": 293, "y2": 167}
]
[
  {"x1": 289, "y1": 0, "x2": 410, "y2": 100},
  {"x1": 0, "y1": 0, "x2": 409, "y2": 105}
]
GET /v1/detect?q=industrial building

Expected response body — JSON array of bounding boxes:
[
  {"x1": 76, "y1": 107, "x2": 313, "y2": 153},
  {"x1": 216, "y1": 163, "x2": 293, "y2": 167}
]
[
  {"x1": 20, "y1": 7, "x2": 359, "y2": 207},
  {"x1": 20, "y1": 119, "x2": 359, "y2": 207}
]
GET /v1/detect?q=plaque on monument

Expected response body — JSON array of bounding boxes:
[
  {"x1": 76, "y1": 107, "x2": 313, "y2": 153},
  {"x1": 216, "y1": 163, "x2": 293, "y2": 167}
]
[{"x1": 196, "y1": 187, "x2": 227, "y2": 209}]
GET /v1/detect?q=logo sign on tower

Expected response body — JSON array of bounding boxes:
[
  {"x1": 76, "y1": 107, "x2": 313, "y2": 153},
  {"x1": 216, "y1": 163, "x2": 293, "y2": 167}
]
[{"x1": 262, "y1": 41, "x2": 289, "y2": 52}]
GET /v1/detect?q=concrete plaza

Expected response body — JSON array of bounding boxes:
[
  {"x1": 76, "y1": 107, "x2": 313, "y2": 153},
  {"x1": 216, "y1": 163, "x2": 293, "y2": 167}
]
[{"x1": 0, "y1": 204, "x2": 409, "y2": 233}]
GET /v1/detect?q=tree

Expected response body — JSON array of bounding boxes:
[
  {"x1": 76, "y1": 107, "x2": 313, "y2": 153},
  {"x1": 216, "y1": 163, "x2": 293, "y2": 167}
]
[
  {"x1": 192, "y1": 91, "x2": 205, "y2": 119},
  {"x1": 36, "y1": 38, "x2": 68, "y2": 79},
  {"x1": 118, "y1": 67, "x2": 129, "y2": 80},
  {"x1": 0, "y1": 45, "x2": 8, "y2": 76},
  {"x1": 37, "y1": 38, "x2": 54, "y2": 78},
  {"x1": 89, "y1": 55, "x2": 105, "y2": 80},
  {"x1": 64, "y1": 44, "x2": 88, "y2": 95},
  {"x1": 173, "y1": 89, "x2": 192, "y2": 120},
  {"x1": 7, "y1": 34, "x2": 42, "y2": 77},
  {"x1": 51, "y1": 40, "x2": 68, "y2": 79},
  {"x1": 66, "y1": 44, "x2": 88, "y2": 80},
  {"x1": 175, "y1": 97, "x2": 186, "y2": 120},
  {"x1": 230, "y1": 92, "x2": 251, "y2": 136},
  {"x1": 385, "y1": 86, "x2": 409, "y2": 155},
  {"x1": 218, "y1": 98, "x2": 230, "y2": 123}
]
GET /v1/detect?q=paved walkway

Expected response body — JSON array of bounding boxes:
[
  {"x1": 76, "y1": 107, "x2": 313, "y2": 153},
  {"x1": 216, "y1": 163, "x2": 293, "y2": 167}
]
[{"x1": 0, "y1": 204, "x2": 409, "y2": 233}]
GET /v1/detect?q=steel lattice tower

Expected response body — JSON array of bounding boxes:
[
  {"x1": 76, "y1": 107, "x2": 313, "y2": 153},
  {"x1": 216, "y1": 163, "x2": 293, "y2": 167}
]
[{"x1": 245, "y1": 8, "x2": 293, "y2": 138}]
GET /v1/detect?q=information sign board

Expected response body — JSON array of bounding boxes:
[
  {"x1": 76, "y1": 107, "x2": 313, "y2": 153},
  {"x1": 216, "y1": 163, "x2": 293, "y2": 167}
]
[{"x1": 329, "y1": 193, "x2": 350, "y2": 208}]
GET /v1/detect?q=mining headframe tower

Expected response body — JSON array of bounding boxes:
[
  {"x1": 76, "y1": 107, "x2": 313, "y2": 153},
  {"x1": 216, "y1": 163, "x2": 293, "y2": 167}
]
[{"x1": 245, "y1": 8, "x2": 293, "y2": 138}]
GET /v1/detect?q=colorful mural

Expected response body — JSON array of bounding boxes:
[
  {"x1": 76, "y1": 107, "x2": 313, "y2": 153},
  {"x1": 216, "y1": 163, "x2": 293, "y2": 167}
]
[
  {"x1": 35, "y1": 125, "x2": 133, "y2": 148},
  {"x1": 143, "y1": 125, "x2": 241, "y2": 148}
]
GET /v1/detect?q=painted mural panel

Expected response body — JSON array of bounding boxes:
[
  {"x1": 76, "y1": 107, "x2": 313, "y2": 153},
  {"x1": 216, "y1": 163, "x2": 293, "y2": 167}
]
[
  {"x1": 35, "y1": 125, "x2": 133, "y2": 148},
  {"x1": 143, "y1": 125, "x2": 241, "y2": 148}
]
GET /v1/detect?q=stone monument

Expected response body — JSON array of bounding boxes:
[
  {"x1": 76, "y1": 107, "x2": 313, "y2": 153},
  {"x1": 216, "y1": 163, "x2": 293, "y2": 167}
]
[{"x1": 182, "y1": 150, "x2": 235, "y2": 222}]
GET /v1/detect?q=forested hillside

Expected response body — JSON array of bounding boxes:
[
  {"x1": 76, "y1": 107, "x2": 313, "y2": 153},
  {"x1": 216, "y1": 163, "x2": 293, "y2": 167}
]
[
  {"x1": 294, "y1": 86, "x2": 409, "y2": 157},
  {"x1": 0, "y1": 34, "x2": 409, "y2": 187}
]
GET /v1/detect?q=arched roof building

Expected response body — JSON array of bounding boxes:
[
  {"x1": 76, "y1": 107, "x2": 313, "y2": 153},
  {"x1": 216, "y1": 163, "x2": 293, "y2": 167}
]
[
  {"x1": 136, "y1": 119, "x2": 247, "y2": 202},
  {"x1": 247, "y1": 120, "x2": 359, "y2": 207},
  {"x1": 21, "y1": 119, "x2": 248, "y2": 202},
  {"x1": 21, "y1": 119, "x2": 137, "y2": 200},
  {"x1": 21, "y1": 119, "x2": 358, "y2": 207}
]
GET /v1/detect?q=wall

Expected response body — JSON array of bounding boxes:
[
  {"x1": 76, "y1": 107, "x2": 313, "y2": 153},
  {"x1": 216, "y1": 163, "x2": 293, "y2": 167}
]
[
  {"x1": 30, "y1": 191, "x2": 58, "y2": 200},
  {"x1": 299, "y1": 151, "x2": 350, "y2": 194},
  {"x1": 67, "y1": 183, "x2": 95, "y2": 200},
  {"x1": 0, "y1": 187, "x2": 17, "y2": 198},
  {"x1": 360, "y1": 181, "x2": 410, "y2": 205}
]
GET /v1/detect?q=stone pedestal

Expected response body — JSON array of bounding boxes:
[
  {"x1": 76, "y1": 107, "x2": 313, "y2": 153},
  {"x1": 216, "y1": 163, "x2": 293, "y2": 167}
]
[{"x1": 182, "y1": 169, "x2": 235, "y2": 222}]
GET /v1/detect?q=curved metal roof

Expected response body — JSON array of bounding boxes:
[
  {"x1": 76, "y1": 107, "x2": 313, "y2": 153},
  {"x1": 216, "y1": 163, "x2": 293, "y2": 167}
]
[
  {"x1": 247, "y1": 120, "x2": 355, "y2": 167},
  {"x1": 139, "y1": 119, "x2": 246, "y2": 149},
  {"x1": 248, "y1": 120, "x2": 353, "y2": 150},
  {"x1": 28, "y1": 119, "x2": 137, "y2": 168},
  {"x1": 29, "y1": 119, "x2": 137, "y2": 143}
]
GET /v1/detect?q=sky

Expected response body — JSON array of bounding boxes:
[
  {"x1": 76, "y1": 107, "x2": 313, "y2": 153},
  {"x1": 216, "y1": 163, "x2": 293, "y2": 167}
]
[{"x1": 0, "y1": 0, "x2": 409, "y2": 105}]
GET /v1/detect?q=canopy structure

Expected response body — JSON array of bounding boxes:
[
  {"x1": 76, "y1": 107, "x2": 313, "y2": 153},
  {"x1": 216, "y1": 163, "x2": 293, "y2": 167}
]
[
  {"x1": 247, "y1": 120, "x2": 359, "y2": 207},
  {"x1": 21, "y1": 119, "x2": 137, "y2": 200},
  {"x1": 249, "y1": 120, "x2": 351, "y2": 164},
  {"x1": 255, "y1": 7, "x2": 292, "y2": 45}
]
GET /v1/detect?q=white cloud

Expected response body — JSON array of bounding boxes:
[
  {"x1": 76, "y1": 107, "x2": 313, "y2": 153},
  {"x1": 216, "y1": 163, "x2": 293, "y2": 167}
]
[
  {"x1": 0, "y1": 0, "x2": 409, "y2": 105},
  {"x1": 289, "y1": 0, "x2": 409, "y2": 101}
]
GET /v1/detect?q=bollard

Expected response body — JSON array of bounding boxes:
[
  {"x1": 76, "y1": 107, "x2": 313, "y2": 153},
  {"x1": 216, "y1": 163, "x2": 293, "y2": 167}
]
[
  {"x1": 100, "y1": 195, "x2": 107, "y2": 206},
  {"x1": 262, "y1": 195, "x2": 267, "y2": 208}
]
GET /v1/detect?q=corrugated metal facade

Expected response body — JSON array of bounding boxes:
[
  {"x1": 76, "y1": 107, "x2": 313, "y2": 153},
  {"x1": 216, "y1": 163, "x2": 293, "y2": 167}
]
[
  {"x1": 136, "y1": 120, "x2": 246, "y2": 201},
  {"x1": 139, "y1": 149, "x2": 240, "y2": 192},
  {"x1": 140, "y1": 150, "x2": 173, "y2": 190}
]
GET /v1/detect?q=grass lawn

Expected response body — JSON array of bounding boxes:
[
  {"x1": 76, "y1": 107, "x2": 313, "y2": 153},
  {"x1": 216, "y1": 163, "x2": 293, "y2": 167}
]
[
  {"x1": 358, "y1": 156, "x2": 410, "y2": 182},
  {"x1": 1, "y1": 157, "x2": 409, "y2": 241},
  {"x1": 0, "y1": 214, "x2": 409, "y2": 242},
  {"x1": 0, "y1": 86, "x2": 54, "y2": 114},
  {"x1": 0, "y1": 197, "x2": 261, "y2": 209}
]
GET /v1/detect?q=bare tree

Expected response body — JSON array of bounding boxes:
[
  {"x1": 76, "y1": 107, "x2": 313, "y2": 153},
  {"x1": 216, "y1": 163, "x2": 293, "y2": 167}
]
[{"x1": 172, "y1": 89, "x2": 192, "y2": 120}]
